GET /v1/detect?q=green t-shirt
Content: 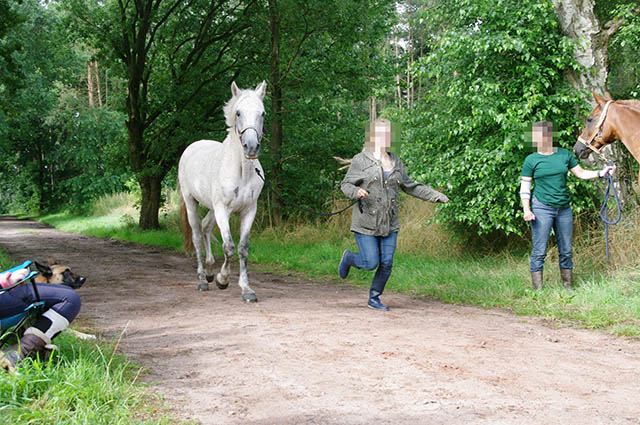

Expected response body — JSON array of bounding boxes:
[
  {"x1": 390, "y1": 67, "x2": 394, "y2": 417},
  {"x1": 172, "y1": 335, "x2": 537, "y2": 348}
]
[{"x1": 521, "y1": 148, "x2": 579, "y2": 209}]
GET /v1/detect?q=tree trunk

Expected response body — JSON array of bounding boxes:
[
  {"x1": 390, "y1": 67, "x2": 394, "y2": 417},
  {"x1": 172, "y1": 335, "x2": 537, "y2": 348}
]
[
  {"x1": 394, "y1": 36, "x2": 401, "y2": 109},
  {"x1": 94, "y1": 61, "x2": 103, "y2": 107},
  {"x1": 139, "y1": 175, "x2": 162, "y2": 229},
  {"x1": 551, "y1": 0, "x2": 636, "y2": 204},
  {"x1": 37, "y1": 144, "x2": 44, "y2": 212},
  {"x1": 268, "y1": 0, "x2": 284, "y2": 224},
  {"x1": 87, "y1": 62, "x2": 94, "y2": 108}
]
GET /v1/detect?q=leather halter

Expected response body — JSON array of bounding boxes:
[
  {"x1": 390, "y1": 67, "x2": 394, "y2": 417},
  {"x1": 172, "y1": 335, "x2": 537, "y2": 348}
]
[
  {"x1": 577, "y1": 100, "x2": 613, "y2": 154},
  {"x1": 235, "y1": 120, "x2": 262, "y2": 160}
]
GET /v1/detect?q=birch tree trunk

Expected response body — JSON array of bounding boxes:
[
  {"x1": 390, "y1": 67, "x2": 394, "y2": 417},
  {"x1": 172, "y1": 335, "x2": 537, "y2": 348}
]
[{"x1": 551, "y1": 0, "x2": 637, "y2": 203}]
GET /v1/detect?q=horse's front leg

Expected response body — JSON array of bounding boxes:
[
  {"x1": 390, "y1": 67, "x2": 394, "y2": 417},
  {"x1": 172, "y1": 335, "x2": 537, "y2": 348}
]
[
  {"x1": 201, "y1": 210, "x2": 217, "y2": 284},
  {"x1": 237, "y1": 205, "x2": 258, "y2": 303},
  {"x1": 213, "y1": 206, "x2": 235, "y2": 292}
]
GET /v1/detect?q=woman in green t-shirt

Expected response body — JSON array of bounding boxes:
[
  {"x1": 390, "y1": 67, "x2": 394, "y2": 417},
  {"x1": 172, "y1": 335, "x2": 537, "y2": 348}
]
[{"x1": 520, "y1": 121, "x2": 614, "y2": 290}]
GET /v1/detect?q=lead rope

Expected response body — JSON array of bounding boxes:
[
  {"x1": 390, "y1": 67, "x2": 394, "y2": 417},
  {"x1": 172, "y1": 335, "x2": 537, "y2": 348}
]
[
  {"x1": 254, "y1": 168, "x2": 357, "y2": 216},
  {"x1": 599, "y1": 162, "x2": 622, "y2": 261}
]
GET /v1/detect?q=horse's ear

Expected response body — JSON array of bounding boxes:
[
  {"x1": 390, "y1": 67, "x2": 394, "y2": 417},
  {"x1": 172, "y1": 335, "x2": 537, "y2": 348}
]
[
  {"x1": 593, "y1": 91, "x2": 606, "y2": 106},
  {"x1": 47, "y1": 257, "x2": 57, "y2": 266},
  {"x1": 254, "y1": 80, "x2": 267, "y2": 99},
  {"x1": 231, "y1": 81, "x2": 240, "y2": 98},
  {"x1": 605, "y1": 91, "x2": 613, "y2": 101}
]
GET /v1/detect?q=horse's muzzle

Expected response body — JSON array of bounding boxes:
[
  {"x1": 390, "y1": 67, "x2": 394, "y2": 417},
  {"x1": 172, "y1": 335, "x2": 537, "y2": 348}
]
[{"x1": 241, "y1": 132, "x2": 261, "y2": 160}]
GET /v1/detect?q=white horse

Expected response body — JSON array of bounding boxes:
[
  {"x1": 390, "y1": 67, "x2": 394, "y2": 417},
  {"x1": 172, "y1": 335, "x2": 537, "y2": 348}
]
[{"x1": 178, "y1": 81, "x2": 266, "y2": 302}]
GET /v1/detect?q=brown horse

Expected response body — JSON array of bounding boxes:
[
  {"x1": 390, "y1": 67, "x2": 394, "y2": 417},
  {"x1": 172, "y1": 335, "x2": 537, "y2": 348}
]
[{"x1": 574, "y1": 92, "x2": 640, "y2": 186}]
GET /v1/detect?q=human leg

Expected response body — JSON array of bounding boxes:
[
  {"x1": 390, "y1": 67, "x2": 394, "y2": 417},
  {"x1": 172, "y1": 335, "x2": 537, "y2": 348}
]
[
  {"x1": 530, "y1": 197, "x2": 555, "y2": 289},
  {"x1": 555, "y1": 206, "x2": 574, "y2": 290},
  {"x1": 368, "y1": 232, "x2": 397, "y2": 311},
  {"x1": 352, "y1": 233, "x2": 380, "y2": 271},
  {"x1": 1, "y1": 284, "x2": 81, "y2": 371}
]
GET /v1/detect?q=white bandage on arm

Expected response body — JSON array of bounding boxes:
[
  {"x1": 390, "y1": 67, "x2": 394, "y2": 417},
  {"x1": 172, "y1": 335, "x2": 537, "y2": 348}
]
[{"x1": 519, "y1": 177, "x2": 532, "y2": 201}]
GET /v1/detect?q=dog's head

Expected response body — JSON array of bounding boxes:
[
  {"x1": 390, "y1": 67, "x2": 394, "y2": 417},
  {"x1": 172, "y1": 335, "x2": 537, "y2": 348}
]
[{"x1": 34, "y1": 258, "x2": 86, "y2": 289}]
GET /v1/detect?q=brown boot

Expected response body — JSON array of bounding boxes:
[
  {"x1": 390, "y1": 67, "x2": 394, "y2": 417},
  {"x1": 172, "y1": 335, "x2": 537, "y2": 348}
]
[
  {"x1": 0, "y1": 327, "x2": 49, "y2": 372},
  {"x1": 531, "y1": 271, "x2": 543, "y2": 290},
  {"x1": 560, "y1": 268, "x2": 573, "y2": 292}
]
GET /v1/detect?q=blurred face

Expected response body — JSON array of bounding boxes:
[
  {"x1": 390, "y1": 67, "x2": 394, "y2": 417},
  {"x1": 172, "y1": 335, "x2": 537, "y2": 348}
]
[
  {"x1": 371, "y1": 122, "x2": 391, "y2": 150},
  {"x1": 532, "y1": 123, "x2": 553, "y2": 151}
]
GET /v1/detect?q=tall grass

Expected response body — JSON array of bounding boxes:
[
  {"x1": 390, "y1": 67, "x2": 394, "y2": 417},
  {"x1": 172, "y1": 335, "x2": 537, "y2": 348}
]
[
  {"x1": 0, "y1": 249, "x2": 189, "y2": 424},
  {"x1": 33, "y1": 190, "x2": 640, "y2": 337}
]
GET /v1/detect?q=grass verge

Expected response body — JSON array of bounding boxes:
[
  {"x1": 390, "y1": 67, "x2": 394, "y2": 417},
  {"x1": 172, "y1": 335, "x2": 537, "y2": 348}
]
[{"x1": 0, "y1": 249, "x2": 191, "y2": 425}]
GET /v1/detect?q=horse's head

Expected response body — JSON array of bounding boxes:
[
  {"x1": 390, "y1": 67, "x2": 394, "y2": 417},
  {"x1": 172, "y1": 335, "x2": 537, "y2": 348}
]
[
  {"x1": 225, "y1": 80, "x2": 267, "y2": 160},
  {"x1": 574, "y1": 92, "x2": 615, "y2": 159}
]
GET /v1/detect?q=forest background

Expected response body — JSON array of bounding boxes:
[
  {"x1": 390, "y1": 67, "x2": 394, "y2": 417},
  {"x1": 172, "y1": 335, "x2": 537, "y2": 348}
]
[{"x1": 2, "y1": 0, "x2": 640, "y2": 242}]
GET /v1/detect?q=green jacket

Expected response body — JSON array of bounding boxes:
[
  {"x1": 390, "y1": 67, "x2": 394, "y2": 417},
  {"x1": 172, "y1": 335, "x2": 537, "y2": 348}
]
[{"x1": 341, "y1": 152, "x2": 446, "y2": 236}]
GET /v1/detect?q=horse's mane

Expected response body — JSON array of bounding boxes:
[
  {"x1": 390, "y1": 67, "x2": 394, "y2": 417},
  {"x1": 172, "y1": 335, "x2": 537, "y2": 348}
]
[
  {"x1": 223, "y1": 89, "x2": 257, "y2": 128},
  {"x1": 223, "y1": 91, "x2": 242, "y2": 128},
  {"x1": 616, "y1": 99, "x2": 640, "y2": 109}
]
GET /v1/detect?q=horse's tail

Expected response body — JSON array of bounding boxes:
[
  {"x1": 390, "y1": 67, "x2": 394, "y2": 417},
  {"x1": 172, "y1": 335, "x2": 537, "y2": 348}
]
[{"x1": 179, "y1": 185, "x2": 195, "y2": 253}]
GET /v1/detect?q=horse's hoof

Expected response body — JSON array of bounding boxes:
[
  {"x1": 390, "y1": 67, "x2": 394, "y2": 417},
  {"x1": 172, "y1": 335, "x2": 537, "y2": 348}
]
[
  {"x1": 242, "y1": 293, "x2": 257, "y2": 303},
  {"x1": 206, "y1": 274, "x2": 214, "y2": 283},
  {"x1": 216, "y1": 281, "x2": 229, "y2": 290},
  {"x1": 198, "y1": 282, "x2": 210, "y2": 291}
]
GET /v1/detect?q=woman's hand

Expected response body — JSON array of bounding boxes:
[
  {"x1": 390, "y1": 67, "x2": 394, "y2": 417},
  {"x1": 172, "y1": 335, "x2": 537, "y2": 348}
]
[
  {"x1": 436, "y1": 194, "x2": 449, "y2": 203},
  {"x1": 523, "y1": 209, "x2": 535, "y2": 221},
  {"x1": 356, "y1": 188, "x2": 369, "y2": 199},
  {"x1": 600, "y1": 165, "x2": 616, "y2": 177}
]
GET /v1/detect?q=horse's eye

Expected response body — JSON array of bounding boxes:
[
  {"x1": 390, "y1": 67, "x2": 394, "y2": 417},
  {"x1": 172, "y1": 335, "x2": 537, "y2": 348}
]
[
  {"x1": 261, "y1": 111, "x2": 265, "y2": 117},
  {"x1": 236, "y1": 111, "x2": 241, "y2": 117},
  {"x1": 587, "y1": 116, "x2": 593, "y2": 123}
]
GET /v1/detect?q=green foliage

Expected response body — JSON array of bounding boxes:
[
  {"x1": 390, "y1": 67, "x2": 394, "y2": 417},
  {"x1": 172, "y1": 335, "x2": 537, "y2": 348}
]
[
  {"x1": 608, "y1": 3, "x2": 640, "y2": 98},
  {"x1": 400, "y1": 0, "x2": 594, "y2": 236},
  {"x1": 0, "y1": 0, "x2": 130, "y2": 215},
  {"x1": 248, "y1": 0, "x2": 397, "y2": 218}
]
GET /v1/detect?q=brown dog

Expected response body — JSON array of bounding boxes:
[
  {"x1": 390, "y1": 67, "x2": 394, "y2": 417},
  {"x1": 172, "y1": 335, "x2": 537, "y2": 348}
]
[
  {"x1": 32, "y1": 258, "x2": 94, "y2": 340},
  {"x1": 33, "y1": 258, "x2": 86, "y2": 289}
]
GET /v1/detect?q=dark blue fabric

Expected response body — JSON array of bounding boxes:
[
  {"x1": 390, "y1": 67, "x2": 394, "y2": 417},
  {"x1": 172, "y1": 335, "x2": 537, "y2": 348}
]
[
  {"x1": 352, "y1": 231, "x2": 398, "y2": 294},
  {"x1": 530, "y1": 196, "x2": 573, "y2": 272},
  {"x1": 0, "y1": 283, "x2": 81, "y2": 324}
]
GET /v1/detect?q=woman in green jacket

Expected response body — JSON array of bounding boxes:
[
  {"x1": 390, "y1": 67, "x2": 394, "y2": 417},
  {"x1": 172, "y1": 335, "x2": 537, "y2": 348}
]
[{"x1": 339, "y1": 119, "x2": 449, "y2": 310}]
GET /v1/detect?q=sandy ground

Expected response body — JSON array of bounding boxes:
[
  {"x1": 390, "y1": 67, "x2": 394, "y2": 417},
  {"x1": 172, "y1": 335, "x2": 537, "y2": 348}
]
[{"x1": 1, "y1": 215, "x2": 639, "y2": 425}]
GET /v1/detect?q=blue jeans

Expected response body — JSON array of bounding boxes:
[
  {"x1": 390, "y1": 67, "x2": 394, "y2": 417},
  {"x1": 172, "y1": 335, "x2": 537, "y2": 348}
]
[
  {"x1": 530, "y1": 197, "x2": 573, "y2": 272},
  {"x1": 352, "y1": 232, "x2": 398, "y2": 294},
  {"x1": 0, "y1": 283, "x2": 81, "y2": 324}
]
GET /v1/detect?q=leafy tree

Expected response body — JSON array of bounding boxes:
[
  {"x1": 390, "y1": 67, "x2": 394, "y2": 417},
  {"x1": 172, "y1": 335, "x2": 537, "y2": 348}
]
[
  {"x1": 401, "y1": 0, "x2": 592, "y2": 237},
  {"x1": 64, "y1": 0, "x2": 262, "y2": 229},
  {"x1": 262, "y1": 0, "x2": 395, "y2": 220},
  {"x1": 0, "y1": 0, "x2": 129, "y2": 214}
]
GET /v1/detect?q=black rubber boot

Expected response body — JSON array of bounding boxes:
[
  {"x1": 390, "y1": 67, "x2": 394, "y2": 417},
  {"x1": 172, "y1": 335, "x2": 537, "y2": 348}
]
[
  {"x1": 338, "y1": 249, "x2": 353, "y2": 279},
  {"x1": 531, "y1": 271, "x2": 543, "y2": 291},
  {"x1": 560, "y1": 268, "x2": 573, "y2": 292},
  {"x1": 368, "y1": 289, "x2": 389, "y2": 311}
]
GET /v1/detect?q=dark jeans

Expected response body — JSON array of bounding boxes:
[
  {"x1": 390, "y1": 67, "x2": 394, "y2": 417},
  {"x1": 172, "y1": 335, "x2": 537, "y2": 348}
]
[
  {"x1": 352, "y1": 231, "x2": 398, "y2": 294},
  {"x1": 530, "y1": 197, "x2": 573, "y2": 272},
  {"x1": 0, "y1": 283, "x2": 81, "y2": 324}
]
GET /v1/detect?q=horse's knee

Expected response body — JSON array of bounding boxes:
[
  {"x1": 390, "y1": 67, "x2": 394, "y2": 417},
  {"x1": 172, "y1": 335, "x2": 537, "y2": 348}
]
[{"x1": 223, "y1": 242, "x2": 235, "y2": 258}]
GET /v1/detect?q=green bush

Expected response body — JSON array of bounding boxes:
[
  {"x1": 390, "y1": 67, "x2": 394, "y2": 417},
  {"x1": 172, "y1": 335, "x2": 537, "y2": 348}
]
[{"x1": 401, "y1": 0, "x2": 597, "y2": 238}]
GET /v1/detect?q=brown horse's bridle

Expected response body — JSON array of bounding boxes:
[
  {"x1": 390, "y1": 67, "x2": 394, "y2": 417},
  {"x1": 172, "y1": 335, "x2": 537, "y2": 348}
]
[{"x1": 577, "y1": 100, "x2": 613, "y2": 154}]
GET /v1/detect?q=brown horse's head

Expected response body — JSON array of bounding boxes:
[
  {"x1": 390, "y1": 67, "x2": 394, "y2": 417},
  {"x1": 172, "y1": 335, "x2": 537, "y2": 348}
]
[{"x1": 574, "y1": 92, "x2": 616, "y2": 159}]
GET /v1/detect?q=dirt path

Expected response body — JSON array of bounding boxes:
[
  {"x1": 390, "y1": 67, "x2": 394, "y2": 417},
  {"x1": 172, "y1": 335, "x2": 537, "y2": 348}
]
[{"x1": 1, "y1": 216, "x2": 639, "y2": 424}]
